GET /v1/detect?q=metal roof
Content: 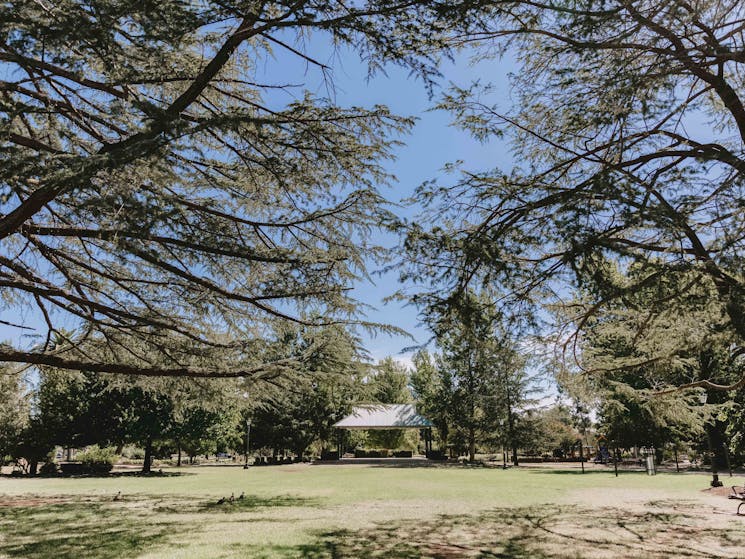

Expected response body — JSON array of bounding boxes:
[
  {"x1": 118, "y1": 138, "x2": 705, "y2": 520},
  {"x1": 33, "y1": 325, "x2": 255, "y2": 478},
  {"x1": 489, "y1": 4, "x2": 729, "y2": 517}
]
[{"x1": 333, "y1": 404, "x2": 433, "y2": 430}]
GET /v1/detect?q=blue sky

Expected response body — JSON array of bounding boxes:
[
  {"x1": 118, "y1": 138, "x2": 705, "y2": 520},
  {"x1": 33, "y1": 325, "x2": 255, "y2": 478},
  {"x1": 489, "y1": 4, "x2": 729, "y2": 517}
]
[{"x1": 311, "y1": 48, "x2": 516, "y2": 363}]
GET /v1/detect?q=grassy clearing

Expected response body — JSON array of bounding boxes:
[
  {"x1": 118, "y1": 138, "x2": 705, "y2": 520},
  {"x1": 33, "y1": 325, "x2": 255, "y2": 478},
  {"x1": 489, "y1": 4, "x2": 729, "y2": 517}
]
[{"x1": 0, "y1": 464, "x2": 742, "y2": 558}]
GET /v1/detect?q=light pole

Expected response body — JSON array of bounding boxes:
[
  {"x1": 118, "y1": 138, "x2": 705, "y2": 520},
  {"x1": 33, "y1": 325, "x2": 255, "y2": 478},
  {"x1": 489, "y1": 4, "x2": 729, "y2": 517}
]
[
  {"x1": 244, "y1": 417, "x2": 251, "y2": 469},
  {"x1": 242, "y1": 391, "x2": 251, "y2": 469}
]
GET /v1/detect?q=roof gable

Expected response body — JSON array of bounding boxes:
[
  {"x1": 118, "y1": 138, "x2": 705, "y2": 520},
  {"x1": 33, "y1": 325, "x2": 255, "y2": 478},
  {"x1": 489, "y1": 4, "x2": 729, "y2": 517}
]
[{"x1": 333, "y1": 404, "x2": 433, "y2": 429}]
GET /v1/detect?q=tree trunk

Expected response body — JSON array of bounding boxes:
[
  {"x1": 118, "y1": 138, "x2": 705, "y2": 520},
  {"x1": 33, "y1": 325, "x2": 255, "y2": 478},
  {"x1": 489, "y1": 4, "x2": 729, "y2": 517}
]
[
  {"x1": 142, "y1": 436, "x2": 153, "y2": 474},
  {"x1": 469, "y1": 427, "x2": 476, "y2": 463},
  {"x1": 505, "y1": 378, "x2": 518, "y2": 466},
  {"x1": 28, "y1": 460, "x2": 38, "y2": 476},
  {"x1": 176, "y1": 440, "x2": 182, "y2": 467},
  {"x1": 468, "y1": 347, "x2": 476, "y2": 462}
]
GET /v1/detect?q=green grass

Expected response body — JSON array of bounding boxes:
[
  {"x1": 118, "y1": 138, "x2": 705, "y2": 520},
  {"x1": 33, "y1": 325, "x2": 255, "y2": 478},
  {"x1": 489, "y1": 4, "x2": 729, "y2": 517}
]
[{"x1": 1, "y1": 463, "x2": 743, "y2": 558}]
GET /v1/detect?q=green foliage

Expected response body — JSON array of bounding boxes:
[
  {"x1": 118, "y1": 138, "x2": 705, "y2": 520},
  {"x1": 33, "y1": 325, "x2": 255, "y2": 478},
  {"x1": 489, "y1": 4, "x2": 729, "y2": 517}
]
[
  {"x1": 250, "y1": 325, "x2": 366, "y2": 456},
  {"x1": 410, "y1": 350, "x2": 452, "y2": 447},
  {"x1": 573, "y1": 270, "x2": 730, "y2": 448},
  {"x1": 0, "y1": 0, "x2": 489, "y2": 378},
  {"x1": 11, "y1": 419, "x2": 54, "y2": 475},
  {"x1": 75, "y1": 445, "x2": 118, "y2": 473},
  {"x1": 76, "y1": 446, "x2": 118, "y2": 466},
  {"x1": 34, "y1": 365, "x2": 244, "y2": 471},
  {"x1": 523, "y1": 405, "x2": 581, "y2": 457},
  {"x1": 0, "y1": 368, "x2": 27, "y2": 464},
  {"x1": 369, "y1": 358, "x2": 412, "y2": 405},
  {"x1": 401, "y1": 0, "x2": 745, "y2": 397},
  {"x1": 408, "y1": 291, "x2": 536, "y2": 461}
]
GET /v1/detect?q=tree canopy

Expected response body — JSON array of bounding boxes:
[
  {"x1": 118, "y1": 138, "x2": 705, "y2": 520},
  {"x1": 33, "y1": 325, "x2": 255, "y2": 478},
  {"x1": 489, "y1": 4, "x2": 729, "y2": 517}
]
[
  {"x1": 0, "y1": 0, "x2": 488, "y2": 378},
  {"x1": 404, "y1": 0, "x2": 745, "y2": 393}
]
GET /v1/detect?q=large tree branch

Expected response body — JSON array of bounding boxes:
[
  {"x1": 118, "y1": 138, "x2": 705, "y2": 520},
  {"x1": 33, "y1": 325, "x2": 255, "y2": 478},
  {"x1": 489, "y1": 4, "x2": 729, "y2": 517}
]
[{"x1": 0, "y1": 348, "x2": 301, "y2": 378}]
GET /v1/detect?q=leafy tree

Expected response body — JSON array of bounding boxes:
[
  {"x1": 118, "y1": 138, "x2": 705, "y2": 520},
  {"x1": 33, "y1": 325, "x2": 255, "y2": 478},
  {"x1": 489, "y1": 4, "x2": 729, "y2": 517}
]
[
  {"x1": 0, "y1": 0, "x2": 486, "y2": 378},
  {"x1": 403, "y1": 0, "x2": 745, "y2": 394},
  {"x1": 427, "y1": 291, "x2": 533, "y2": 462},
  {"x1": 0, "y1": 368, "x2": 28, "y2": 465},
  {"x1": 526, "y1": 405, "x2": 581, "y2": 458},
  {"x1": 249, "y1": 324, "x2": 366, "y2": 456},
  {"x1": 410, "y1": 349, "x2": 453, "y2": 448},
  {"x1": 11, "y1": 419, "x2": 54, "y2": 475},
  {"x1": 369, "y1": 357, "x2": 412, "y2": 405},
  {"x1": 365, "y1": 357, "x2": 412, "y2": 449},
  {"x1": 34, "y1": 365, "x2": 245, "y2": 471},
  {"x1": 558, "y1": 270, "x2": 735, "y2": 470},
  {"x1": 35, "y1": 369, "x2": 126, "y2": 451}
]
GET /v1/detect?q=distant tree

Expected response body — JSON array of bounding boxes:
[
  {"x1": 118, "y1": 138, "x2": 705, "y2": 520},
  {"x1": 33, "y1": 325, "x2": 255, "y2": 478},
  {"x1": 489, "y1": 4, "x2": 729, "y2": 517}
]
[
  {"x1": 559, "y1": 271, "x2": 733, "y2": 469},
  {"x1": 410, "y1": 350, "x2": 453, "y2": 448},
  {"x1": 365, "y1": 357, "x2": 412, "y2": 449},
  {"x1": 250, "y1": 325, "x2": 366, "y2": 457},
  {"x1": 0, "y1": 368, "x2": 28, "y2": 466},
  {"x1": 527, "y1": 405, "x2": 581, "y2": 458},
  {"x1": 430, "y1": 291, "x2": 533, "y2": 462},
  {"x1": 370, "y1": 358, "x2": 412, "y2": 405}
]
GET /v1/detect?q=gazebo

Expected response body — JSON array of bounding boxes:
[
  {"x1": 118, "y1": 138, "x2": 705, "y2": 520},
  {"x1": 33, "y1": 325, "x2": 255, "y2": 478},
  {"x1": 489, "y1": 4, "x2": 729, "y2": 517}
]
[{"x1": 332, "y1": 404, "x2": 435, "y2": 458}]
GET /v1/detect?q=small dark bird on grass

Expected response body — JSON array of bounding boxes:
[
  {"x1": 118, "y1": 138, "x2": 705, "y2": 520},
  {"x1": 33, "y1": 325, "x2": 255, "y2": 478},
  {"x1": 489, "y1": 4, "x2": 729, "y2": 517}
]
[
  {"x1": 238, "y1": 492, "x2": 245, "y2": 500},
  {"x1": 228, "y1": 492, "x2": 235, "y2": 503},
  {"x1": 217, "y1": 496, "x2": 226, "y2": 505},
  {"x1": 113, "y1": 491, "x2": 122, "y2": 501}
]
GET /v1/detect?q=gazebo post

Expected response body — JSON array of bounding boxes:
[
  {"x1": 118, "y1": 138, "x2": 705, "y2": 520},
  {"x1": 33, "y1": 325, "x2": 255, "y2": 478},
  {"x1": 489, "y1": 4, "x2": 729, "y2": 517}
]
[{"x1": 337, "y1": 429, "x2": 343, "y2": 460}]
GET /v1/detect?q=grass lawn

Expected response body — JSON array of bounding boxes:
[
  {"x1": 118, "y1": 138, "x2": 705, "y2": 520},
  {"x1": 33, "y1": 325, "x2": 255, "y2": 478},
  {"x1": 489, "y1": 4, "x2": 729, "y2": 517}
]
[{"x1": 1, "y1": 463, "x2": 743, "y2": 558}]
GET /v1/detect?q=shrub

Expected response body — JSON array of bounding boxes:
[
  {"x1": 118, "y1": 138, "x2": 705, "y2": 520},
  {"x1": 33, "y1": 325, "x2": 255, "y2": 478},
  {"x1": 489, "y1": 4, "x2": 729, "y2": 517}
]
[
  {"x1": 76, "y1": 445, "x2": 118, "y2": 474},
  {"x1": 59, "y1": 462, "x2": 86, "y2": 475},
  {"x1": 122, "y1": 445, "x2": 145, "y2": 460}
]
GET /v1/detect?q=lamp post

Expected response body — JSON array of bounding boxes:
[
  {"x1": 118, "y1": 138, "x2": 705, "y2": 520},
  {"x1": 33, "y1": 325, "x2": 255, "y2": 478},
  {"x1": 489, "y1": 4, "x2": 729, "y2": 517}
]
[
  {"x1": 244, "y1": 417, "x2": 251, "y2": 469},
  {"x1": 242, "y1": 391, "x2": 251, "y2": 470}
]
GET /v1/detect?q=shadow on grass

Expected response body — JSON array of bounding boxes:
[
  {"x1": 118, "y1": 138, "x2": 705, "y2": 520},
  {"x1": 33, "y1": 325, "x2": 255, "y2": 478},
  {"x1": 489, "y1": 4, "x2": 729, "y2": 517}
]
[
  {"x1": 0, "y1": 492, "x2": 319, "y2": 559},
  {"x1": 147, "y1": 493, "x2": 320, "y2": 514},
  {"x1": 523, "y1": 468, "x2": 641, "y2": 475},
  {"x1": 282, "y1": 501, "x2": 745, "y2": 559},
  {"x1": 1, "y1": 471, "x2": 192, "y2": 480},
  {"x1": 0, "y1": 500, "x2": 180, "y2": 559}
]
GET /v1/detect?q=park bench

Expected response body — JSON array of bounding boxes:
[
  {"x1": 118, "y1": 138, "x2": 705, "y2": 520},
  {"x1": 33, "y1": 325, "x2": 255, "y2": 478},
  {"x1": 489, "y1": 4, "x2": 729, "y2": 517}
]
[{"x1": 728, "y1": 485, "x2": 745, "y2": 515}]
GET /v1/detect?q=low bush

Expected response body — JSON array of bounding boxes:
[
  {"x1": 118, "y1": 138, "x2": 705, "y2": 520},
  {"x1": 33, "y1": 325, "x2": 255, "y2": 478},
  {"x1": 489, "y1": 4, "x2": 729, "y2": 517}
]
[
  {"x1": 74, "y1": 445, "x2": 118, "y2": 474},
  {"x1": 354, "y1": 449, "x2": 392, "y2": 458},
  {"x1": 393, "y1": 450, "x2": 413, "y2": 458}
]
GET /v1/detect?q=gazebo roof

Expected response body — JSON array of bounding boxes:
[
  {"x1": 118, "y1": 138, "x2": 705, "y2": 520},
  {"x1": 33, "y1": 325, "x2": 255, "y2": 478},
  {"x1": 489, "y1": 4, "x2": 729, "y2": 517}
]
[{"x1": 333, "y1": 404, "x2": 433, "y2": 430}]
